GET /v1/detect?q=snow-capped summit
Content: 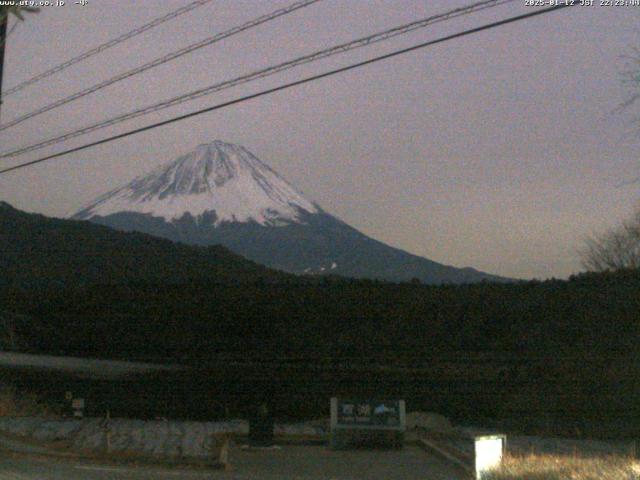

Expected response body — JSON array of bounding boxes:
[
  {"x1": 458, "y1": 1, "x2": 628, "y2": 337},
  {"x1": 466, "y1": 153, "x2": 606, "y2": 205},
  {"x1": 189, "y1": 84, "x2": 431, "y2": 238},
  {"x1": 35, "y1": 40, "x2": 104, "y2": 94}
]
[
  {"x1": 74, "y1": 140, "x2": 318, "y2": 226},
  {"x1": 72, "y1": 141, "x2": 508, "y2": 284}
]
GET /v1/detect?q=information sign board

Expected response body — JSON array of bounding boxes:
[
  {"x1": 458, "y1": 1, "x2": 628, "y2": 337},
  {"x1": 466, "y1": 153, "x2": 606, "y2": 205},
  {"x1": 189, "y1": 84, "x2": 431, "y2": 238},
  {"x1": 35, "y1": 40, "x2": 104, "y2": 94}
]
[
  {"x1": 330, "y1": 397, "x2": 406, "y2": 449},
  {"x1": 335, "y1": 399, "x2": 402, "y2": 428}
]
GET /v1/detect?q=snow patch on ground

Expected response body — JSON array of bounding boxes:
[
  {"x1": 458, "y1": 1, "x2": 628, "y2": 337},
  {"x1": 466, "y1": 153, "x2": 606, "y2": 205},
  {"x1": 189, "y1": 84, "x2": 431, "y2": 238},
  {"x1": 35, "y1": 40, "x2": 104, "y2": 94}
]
[
  {"x1": 0, "y1": 417, "x2": 326, "y2": 459},
  {"x1": 0, "y1": 417, "x2": 246, "y2": 459}
]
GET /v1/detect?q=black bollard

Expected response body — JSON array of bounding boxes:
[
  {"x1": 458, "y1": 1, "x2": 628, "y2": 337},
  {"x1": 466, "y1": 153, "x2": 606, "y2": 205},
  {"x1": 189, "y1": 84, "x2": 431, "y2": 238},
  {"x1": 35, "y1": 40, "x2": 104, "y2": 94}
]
[{"x1": 249, "y1": 403, "x2": 274, "y2": 447}]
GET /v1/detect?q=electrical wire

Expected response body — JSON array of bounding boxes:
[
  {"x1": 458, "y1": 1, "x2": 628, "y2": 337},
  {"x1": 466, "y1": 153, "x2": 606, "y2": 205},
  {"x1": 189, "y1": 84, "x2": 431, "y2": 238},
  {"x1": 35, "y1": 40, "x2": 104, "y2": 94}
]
[
  {"x1": 1, "y1": 0, "x2": 214, "y2": 97},
  {"x1": 0, "y1": 0, "x2": 323, "y2": 132},
  {"x1": 0, "y1": 0, "x2": 514, "y2": 156},
  {"x1": 0, "y1": 3, "x2": 575, "y2": 176}
]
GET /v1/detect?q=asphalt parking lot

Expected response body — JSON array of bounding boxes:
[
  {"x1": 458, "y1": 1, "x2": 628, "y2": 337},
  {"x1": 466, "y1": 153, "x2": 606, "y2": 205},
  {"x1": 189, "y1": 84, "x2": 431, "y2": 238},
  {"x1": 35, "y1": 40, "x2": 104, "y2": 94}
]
[
  {"x1": 227, "y1": 444, "x2": 465, "y2": 480},
  {"x1": 0, "y1": 444, "x2": 465, "y2": 480}
]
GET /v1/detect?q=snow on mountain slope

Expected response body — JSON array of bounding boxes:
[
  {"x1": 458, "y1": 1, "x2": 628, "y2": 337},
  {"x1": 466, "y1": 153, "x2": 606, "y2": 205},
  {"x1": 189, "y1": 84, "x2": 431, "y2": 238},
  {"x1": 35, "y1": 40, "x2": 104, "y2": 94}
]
[
  {"x1": 72, "y1": 140, "x2": 510, "y2": 284},
  {"x1": 74, "y1": 141, "x2": 318, "y2": 226}
]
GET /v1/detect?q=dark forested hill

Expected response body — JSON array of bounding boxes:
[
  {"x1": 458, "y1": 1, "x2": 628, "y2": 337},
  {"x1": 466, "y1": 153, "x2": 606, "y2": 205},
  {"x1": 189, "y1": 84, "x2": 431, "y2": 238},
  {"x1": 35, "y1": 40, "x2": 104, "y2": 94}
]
[
  {"x1": 3, "y1": 201, "x2": 640, "y2": 436},
  {"x1": 0, "y1": 201, "x2": 289, "y2": 288},
  {"x1": 2, "y1": 201, "x2": 639, "y2": 363},
  {"x1": 9, "y1": 270, "x2": 639, "y2": 361},
  {"x1": 4, "y1": 267, "x2": 640, "y2": 437}
]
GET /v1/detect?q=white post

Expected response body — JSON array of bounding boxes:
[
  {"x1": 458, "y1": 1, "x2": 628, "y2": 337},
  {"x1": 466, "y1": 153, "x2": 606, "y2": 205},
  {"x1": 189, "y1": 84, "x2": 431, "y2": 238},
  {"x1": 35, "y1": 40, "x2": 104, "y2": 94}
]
[
  {"x1": 474, "y1": 435, "x2": 506, "y2": 479},
  {"x1": 219, "y1": 435, "x2": 232, "y2": 471}
]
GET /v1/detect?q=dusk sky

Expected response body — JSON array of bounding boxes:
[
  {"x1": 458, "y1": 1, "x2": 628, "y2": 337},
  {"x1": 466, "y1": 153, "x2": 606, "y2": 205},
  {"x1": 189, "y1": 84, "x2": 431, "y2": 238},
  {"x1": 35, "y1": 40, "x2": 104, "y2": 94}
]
[{"x1": 1, "y1": 0, "x2": 639, "y2": 280}]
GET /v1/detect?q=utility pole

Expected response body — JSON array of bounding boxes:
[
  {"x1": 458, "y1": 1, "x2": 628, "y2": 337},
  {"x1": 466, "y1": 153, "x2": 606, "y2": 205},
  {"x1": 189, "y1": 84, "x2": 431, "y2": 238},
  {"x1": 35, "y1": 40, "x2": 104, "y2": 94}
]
[
  {"x1": 0, "y1": 12, "x2": 7, "y2": 121},
  {"x1": 0, "y1": 7, "x2": 39, "y2": 121}
]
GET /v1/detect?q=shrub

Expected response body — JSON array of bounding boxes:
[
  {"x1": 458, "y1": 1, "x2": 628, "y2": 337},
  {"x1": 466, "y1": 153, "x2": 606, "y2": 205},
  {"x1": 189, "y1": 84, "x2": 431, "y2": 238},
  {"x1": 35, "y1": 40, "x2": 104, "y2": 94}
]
[
  {"x1": 0, "y1": 384, "x2": 57, "y2": 417},
  {"x1": 485, "y1": 453, "x2": 640, "y2": 480}
]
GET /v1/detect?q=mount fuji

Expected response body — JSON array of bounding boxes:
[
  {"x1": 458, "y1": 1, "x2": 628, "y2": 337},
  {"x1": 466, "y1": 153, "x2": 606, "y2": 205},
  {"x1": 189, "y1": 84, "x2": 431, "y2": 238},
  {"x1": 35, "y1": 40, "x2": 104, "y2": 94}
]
[{"x1": 72, "y1": 141, "x2": 506, "y2": 284}]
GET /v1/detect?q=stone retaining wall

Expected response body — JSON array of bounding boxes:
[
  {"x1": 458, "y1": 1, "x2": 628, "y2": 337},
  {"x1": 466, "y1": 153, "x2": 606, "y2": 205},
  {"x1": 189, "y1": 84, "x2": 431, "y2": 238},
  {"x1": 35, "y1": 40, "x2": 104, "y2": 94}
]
[
  {"x1": 0, "y1": 417, "x2": 325, "y2": 459},
  {"x1": 0, "y1": 417, "x2": 243, "y2": 459}
]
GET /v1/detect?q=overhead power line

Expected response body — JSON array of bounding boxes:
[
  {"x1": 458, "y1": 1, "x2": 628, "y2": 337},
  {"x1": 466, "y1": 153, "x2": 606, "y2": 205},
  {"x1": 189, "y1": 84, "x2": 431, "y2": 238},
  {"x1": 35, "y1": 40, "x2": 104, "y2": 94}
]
[
  {"x1": 0, "y1": 0, "x2": 322, "y2": 132},
  {"x1": 0, "y1": 0, "x2": 514, "y2": 157},
  {"x1": 0, "y1": 3, "x2": 574, "y2": 176},
  {"x1": 2, "y1": 0, "x2": 214, "y2": 97}
]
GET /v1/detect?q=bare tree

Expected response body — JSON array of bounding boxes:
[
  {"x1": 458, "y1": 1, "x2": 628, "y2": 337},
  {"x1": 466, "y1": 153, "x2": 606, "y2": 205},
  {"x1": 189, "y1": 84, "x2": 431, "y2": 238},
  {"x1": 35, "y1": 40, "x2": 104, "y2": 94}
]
[
  {"x1": 576, "y1": 50, "x2": 640, "y2": 270},
  {"x1": 0, "y1": 311, "x2": 20, "y2": 350},
  {"x1": 581, "y1": 208, "x2": 640, "y2": 272},
  {"x1": 618, "y1": 47, "x2": 640, "y2": 115}
]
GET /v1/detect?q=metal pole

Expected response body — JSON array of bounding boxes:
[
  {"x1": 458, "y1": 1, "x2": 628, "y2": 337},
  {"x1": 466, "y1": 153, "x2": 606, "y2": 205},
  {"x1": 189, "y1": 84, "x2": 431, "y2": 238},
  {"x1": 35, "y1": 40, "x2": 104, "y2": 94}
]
[{"x1": 0, "y1": 12, "x2": 7, "y2": 121}]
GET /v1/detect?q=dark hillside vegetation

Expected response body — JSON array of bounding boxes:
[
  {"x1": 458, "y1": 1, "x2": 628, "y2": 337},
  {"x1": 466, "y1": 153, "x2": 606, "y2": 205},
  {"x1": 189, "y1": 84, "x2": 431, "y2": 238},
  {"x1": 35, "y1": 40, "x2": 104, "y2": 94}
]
[
  {"x1": 1, "y1": 203, "x2": 639, "y2": 437},
  {"x1": 3, "y1": 270, "x2": 640, "y2": 438},
  {"x1": 5, "y1": 270, "x2": 639, "y2": 362},
  {"x1": 0, "y1": 201, "x2": 289, "y2": 287}
]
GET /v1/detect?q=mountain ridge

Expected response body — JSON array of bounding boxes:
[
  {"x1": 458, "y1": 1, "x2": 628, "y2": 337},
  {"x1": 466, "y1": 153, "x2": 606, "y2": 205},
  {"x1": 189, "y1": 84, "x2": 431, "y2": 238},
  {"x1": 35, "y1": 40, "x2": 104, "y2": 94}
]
[
  {"x1": 72, "y1": 141, "x2": 510, "y2": 284},
  {"x1": 74, "y1": 141, "x2": 318, "y2": 227},
  {"x1": 0, "y1": 200, "x2": 288, "y2": 288}
]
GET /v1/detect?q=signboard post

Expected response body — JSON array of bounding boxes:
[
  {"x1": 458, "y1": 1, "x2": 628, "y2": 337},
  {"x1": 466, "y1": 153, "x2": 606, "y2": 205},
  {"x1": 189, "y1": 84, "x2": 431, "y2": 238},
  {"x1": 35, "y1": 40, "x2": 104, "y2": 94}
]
[
  {"x1": 71, "y1": 398, "x2": 85, "y2": 418},
  {"x1": 330, "y1": 397, "x2": 406, "y2": 449},
  {"x1": 248, "y1": 403, "x2": 274, "y2": 447}
]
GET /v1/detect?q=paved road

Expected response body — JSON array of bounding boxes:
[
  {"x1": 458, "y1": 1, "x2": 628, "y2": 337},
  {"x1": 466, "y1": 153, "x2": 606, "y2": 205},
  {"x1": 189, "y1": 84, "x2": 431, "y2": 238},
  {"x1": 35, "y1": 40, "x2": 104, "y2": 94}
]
[
  {"x1": 0, "y1": 351, "x2": 179, "y2": 380},
  {"x1": 0, "y1": 445, "x2": 465, "y2": 479},
  {"x1": 0, "y1": 454, "x2": 214, "y2": 480},
  {"x1": 227, "y1": 445, "x2": 465, "y2": 479}
]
